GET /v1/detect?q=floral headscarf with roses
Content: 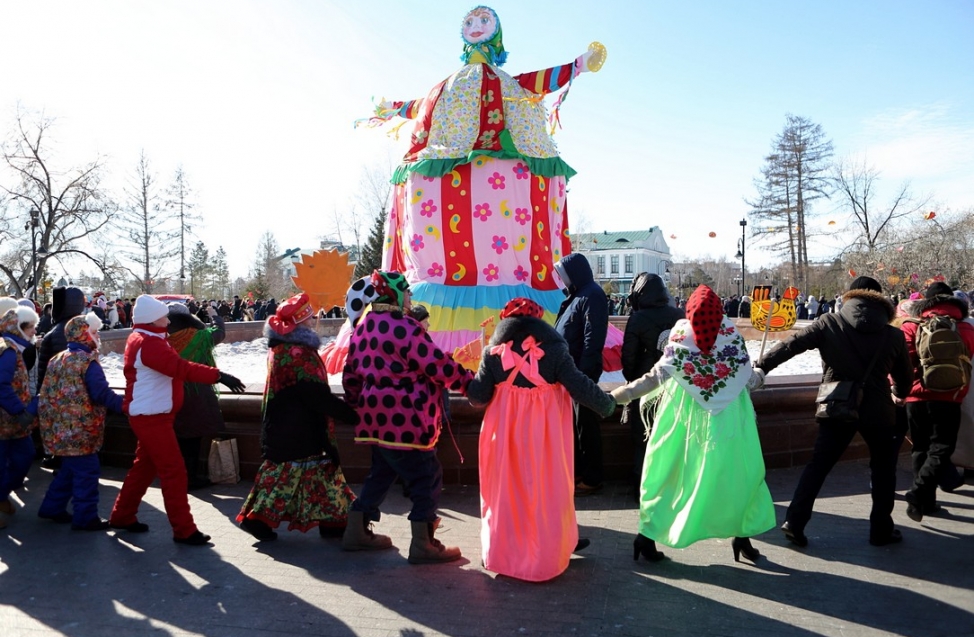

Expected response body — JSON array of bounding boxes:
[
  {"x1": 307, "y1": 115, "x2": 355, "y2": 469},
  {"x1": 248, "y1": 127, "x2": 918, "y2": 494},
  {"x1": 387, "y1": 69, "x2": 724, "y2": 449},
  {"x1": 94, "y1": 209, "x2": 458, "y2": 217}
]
[{"x1": 657, "y1": 286, "x2": 752, "y2": 414}]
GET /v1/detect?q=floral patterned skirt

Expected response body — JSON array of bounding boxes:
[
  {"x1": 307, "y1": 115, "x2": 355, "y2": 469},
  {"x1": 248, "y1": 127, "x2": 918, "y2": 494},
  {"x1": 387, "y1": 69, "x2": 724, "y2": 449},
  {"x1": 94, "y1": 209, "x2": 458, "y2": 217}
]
[{"x1": 236, "y1": 456, "x2": 356, "y2": 533}]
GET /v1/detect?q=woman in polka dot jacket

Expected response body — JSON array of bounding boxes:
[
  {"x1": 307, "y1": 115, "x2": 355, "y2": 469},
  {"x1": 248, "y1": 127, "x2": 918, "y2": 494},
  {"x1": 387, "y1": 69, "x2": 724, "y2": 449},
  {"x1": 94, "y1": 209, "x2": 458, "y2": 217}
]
[{"x1": 341, "y1": 270, "x2": 473, "y2": 564}]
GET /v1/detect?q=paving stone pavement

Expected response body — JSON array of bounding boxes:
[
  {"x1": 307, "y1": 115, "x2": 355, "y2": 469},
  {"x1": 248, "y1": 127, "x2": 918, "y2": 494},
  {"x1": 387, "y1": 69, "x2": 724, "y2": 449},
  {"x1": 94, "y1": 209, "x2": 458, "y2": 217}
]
[{"x1": 1, "y1": 458, "x2": 972, "y2": 637}]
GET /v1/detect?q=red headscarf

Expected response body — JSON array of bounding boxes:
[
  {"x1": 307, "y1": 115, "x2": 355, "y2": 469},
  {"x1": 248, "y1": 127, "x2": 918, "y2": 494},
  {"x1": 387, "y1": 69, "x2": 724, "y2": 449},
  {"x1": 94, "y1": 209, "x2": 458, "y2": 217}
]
[
  {"x1": 500, "y1": 297, "x2": 544, "y2": 320},
  {"x1": 685, "y1": 285, "x2": 724, "y2": 354}
]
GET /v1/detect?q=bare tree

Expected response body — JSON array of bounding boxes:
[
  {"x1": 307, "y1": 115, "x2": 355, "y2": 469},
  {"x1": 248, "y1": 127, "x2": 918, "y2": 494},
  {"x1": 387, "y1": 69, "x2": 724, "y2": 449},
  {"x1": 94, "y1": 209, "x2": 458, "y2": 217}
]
[
  {"x1": 353, "y1": 163, "x2": 393, "y2": 252},
  {"x1": 116, "y1": 151, "x2": 177, "y2": 294},
  {"x1": 0, "y1": 110, "x2": 114, "y2": 297},
  {"x1": 351, "y1": 162, "x2": 394, "y2": 278},
  {"x1": 568, "y1": 208, "x2": 593, "y2": 251},
  {"x1": 355, "y1": 207, "x2": 387, "y2": 278},
  {"x1": 831, "y1": 156, "x2": 930, "y2": 252},
  {"x1": 748, "y1": 114, "x2": 833, "y2": 290}
]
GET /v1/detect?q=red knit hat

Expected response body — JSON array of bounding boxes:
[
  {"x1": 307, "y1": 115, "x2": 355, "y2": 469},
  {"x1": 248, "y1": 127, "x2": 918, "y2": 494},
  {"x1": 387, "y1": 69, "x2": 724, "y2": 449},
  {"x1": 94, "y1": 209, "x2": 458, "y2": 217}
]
[
  {"x1": 268, "y1": 293, "x2": 314, "y2": 335},
  {"x1": 500, "y1": 297, "x2": 544, "y2": 320},
  {"x1": 685, "y1": 285, "x2": 724, "y2": 353}
]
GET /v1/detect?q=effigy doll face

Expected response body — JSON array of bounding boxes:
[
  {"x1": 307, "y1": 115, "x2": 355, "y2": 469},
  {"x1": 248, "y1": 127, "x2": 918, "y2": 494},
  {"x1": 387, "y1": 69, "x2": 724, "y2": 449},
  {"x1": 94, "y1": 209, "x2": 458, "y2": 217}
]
[{"x1": 462, "y1": 7, "x2": 498, "y2": 44}]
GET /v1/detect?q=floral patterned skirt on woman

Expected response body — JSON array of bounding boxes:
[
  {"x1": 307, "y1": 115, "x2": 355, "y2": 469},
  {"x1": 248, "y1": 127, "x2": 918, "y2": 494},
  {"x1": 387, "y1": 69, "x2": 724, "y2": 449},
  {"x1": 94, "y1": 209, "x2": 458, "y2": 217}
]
[{"x1": 237, "y1": 456, "x2": 355, "y2": 533}]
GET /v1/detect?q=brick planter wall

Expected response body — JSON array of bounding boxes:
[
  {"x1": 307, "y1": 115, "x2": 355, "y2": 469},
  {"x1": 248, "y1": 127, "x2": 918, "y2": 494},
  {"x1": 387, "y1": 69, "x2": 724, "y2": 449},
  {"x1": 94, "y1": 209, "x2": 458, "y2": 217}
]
[
  {"x1": 98, "y1": 317, "x2": 874, "y2": 483},
  {"x1": 100, "y1": 375, "x2": 875, "y2": 485}
]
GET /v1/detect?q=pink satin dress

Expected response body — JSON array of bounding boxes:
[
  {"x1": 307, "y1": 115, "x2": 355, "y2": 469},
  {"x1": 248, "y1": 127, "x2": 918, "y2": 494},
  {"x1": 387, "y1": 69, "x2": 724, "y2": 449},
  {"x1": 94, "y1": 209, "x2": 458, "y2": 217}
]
[{"x1": 479, "y1": 336, "x2": 579, "y2": 581}]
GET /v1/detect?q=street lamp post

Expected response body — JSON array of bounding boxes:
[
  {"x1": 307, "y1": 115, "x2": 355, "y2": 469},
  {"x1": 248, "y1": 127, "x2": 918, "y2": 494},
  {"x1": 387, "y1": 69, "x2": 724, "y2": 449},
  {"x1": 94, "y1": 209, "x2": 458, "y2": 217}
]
[
  {"x1": 27, "y1": 209, "x2": 49, "y2": 301},
  {"x1": 735, "y1": 218, "x2": 747, "y2": 298}
]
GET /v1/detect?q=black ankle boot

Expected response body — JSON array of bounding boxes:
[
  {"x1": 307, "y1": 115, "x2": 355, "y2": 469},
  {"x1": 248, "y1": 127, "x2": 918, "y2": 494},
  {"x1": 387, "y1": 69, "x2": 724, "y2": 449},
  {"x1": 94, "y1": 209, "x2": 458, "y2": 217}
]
[
  {"x1": 632, "y1": 533, "x2": 665, "y2": 562},
  {"x1": 781, "y1": 521, "x2": 808, "y2": 547},
  {"x1": 241, "y1": 518, "x2": 277, "y2": 542},
  {"x1": 732, "y1": 537, "x2": 761, "y2": 563}
]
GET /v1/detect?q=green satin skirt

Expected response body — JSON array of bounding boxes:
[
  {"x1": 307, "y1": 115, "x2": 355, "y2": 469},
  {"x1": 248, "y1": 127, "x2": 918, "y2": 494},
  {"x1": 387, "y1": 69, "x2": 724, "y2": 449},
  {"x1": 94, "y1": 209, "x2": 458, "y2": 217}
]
[{"x1": 638, "y1": 384, "x2": 776, "y2": 548}]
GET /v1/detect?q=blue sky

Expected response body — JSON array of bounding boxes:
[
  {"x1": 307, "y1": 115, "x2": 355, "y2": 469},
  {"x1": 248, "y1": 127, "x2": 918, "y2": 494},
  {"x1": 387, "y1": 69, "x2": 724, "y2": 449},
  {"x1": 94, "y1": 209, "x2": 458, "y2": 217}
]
[{"x1": 1, "y1": 0, "x2": 971, "y2": 279}]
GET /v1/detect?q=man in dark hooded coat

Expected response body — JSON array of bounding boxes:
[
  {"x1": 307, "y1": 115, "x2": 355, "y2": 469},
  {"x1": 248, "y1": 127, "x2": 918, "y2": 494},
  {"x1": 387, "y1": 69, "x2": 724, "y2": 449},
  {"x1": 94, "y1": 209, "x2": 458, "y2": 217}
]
[
  {"x1": 620, "y1": 272, "x2": 684, "y2": 496},
  {"x1": 554, "y1": 253, "x2": 608, "y2": 495}
]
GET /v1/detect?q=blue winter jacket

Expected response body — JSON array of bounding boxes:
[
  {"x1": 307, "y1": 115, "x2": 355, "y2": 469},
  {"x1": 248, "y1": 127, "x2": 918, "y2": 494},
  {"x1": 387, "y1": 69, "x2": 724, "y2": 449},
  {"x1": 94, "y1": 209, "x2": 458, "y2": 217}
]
[{"x1": 553, "y1": 253, "x2": 608, "y2": 382}]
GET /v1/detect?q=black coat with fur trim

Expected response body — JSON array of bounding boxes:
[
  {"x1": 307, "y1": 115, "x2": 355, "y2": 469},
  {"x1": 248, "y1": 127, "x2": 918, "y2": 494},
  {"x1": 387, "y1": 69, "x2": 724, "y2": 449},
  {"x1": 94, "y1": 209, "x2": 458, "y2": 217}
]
[
  {"x1": 758, "y1": 289, "x2": 913, "y2": 424},
  {"x1": 468, "y1": 316, "x2": 616, "y2": 418},
  {"x1": 262, "y1": 323, "x2": 358, "y2": 463}
]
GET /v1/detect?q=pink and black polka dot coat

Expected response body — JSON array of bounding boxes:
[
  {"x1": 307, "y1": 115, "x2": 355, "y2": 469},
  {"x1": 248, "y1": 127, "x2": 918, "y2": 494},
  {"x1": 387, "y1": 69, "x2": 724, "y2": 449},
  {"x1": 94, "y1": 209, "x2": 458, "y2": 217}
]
[{"x1": 342, "y1": 309, "x2": 473, "y2": 451}]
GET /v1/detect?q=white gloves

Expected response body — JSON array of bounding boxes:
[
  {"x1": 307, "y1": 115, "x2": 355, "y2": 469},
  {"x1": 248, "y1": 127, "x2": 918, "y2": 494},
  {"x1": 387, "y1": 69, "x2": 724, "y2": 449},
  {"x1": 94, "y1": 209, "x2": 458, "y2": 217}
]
[{"x1": 747, "y1": 369, "x2": 766, "y2": 391}]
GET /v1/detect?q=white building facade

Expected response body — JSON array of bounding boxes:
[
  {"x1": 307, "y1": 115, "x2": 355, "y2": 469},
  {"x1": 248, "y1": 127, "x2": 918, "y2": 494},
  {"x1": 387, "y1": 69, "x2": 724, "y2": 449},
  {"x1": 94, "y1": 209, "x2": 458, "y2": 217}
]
[{"x1": 569, "y1": 227, "x2": 673, "y2": 291}]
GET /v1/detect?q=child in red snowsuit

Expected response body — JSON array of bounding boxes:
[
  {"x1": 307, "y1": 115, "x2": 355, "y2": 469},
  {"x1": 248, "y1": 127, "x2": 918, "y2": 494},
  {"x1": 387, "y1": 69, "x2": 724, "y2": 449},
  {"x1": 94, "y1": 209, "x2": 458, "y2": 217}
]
[{"x1": 109, "y1": 295, "x2": 245, "y2": 545}]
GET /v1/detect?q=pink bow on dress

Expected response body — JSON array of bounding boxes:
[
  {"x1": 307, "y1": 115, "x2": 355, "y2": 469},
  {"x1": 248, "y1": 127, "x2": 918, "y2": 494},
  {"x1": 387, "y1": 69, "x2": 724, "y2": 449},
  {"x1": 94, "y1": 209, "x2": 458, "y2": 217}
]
[{"x1": 490, "y1": 336, "x2": 545, "y2": 385}]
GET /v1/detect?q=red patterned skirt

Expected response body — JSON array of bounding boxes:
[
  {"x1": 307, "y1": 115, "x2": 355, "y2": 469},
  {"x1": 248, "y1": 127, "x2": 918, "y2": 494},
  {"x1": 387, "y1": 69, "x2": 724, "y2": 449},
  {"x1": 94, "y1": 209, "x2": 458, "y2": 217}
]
[{"x1": 237, "y1": 456, "x2": 355, "y2": 533}]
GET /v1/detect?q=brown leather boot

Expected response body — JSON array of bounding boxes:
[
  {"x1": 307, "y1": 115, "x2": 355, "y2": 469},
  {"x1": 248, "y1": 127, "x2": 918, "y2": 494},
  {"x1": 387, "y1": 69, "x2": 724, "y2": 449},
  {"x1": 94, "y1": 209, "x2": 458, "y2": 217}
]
[
  {"x1": 342, "y1": 510, "x2": 393, "y2": 551},
  {"x1": 408, "y1": 518, "x2": 461, "y2": 564}
]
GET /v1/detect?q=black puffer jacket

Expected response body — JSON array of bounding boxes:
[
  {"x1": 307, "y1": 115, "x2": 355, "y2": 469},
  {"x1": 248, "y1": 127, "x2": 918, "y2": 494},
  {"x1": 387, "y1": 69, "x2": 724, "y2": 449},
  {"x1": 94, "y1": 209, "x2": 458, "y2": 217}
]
[
  {"x1": 758, "y1": 289, "x2": 913, "y2": 424},
  {"x1": 468, "y1": 316, "x2": 616, "y2": 418},
  {"x1": 37, "y1": 286, "x2": 87, "y2": 390},
  {"x1": 621, "y1": 273, "x2": 684, "y2": 382},
  {"x1": 553, "y1": 253, "x2": 608, "y2": 382}
]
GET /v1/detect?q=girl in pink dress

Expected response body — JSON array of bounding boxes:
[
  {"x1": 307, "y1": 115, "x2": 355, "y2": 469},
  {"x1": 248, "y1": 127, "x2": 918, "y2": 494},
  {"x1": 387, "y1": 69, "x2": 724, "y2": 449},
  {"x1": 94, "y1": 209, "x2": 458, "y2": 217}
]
[{"x1": 468, "y1": 298, "x2": 616, "y2": 581}]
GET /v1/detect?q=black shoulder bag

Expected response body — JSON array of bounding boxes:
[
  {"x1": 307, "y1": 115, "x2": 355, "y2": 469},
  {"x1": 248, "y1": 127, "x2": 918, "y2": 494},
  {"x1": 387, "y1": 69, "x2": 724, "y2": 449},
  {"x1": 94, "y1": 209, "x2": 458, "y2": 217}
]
[{"x1": 815, "y1": 330, "x2": 887, "y2": 422}]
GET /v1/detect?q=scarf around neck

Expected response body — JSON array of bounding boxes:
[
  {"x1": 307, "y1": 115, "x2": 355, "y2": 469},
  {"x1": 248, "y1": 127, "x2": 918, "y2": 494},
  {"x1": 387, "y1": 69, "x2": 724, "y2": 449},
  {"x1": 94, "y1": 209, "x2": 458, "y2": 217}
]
[{"x1": 657, "y1": 316, "x2": 752, "y2": 414}]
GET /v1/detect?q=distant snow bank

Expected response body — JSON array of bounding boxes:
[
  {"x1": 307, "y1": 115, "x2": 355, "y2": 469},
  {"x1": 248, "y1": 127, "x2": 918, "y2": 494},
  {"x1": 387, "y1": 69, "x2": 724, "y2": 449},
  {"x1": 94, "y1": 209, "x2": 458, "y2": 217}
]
[{"x1": 99, "y1": 338, "x2": 820, "y2": 387}]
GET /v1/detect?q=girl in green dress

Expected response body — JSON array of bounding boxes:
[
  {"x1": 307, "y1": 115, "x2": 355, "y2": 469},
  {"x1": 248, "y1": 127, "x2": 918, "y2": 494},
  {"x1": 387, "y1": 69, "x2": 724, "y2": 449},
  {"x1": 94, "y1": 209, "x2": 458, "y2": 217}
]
[{"x1": 610, "y1": 285, "x2": 775, "y2": 564}]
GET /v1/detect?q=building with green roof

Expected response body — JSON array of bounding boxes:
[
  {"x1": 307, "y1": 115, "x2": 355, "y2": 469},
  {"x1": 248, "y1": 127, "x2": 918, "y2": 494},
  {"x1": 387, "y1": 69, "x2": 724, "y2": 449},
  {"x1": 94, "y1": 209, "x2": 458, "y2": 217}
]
[{"x1": 569, "y1": 227, "x2": 673, "y2": 291}]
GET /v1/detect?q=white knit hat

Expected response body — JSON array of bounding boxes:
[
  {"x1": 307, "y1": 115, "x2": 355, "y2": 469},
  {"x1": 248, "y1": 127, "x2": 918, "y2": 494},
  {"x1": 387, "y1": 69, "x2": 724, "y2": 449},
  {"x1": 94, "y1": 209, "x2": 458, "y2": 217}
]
[
  {"x1": 0, "y1": 297, "x2": 18, "y2": 316},
  {"x1": 132, "y1": 294, "x2": 169, "y2": 324}
]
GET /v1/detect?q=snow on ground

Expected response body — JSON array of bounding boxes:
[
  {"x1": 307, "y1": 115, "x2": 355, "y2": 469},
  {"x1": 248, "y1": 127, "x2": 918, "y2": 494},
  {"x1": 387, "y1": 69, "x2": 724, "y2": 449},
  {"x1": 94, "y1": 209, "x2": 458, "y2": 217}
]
[{"x1": 100, "y1": 337, "x2": 821, "y2": 387}]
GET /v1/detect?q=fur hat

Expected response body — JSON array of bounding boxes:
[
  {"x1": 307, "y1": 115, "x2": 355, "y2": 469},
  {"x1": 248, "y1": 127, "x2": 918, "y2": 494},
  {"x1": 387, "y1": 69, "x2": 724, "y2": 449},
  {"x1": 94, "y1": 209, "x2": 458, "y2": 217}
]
[
  {"x1": 408, "y1": 304, "x2": 431, "y2": 323},
  {"x1": 15, "y1": 304, "x2": 39, "y2": 328},
  {"x1": 0, "y1": 297, "x2": 18, "y2": 317},
  {"x1": 132, "y1": 294, "x2": 169, "y2": 324},
  {"x1": 167, "y1": 302, "x2": 205, "y2": 332},
  {"x1": 925, "y1": 281, "x2": 953, "y2": 299},
  {"x1": 849, "y1": 276, "x2": 882, "y2": 293},
  {"x1": 85, "y1": 312, "x2": 103, "y2": 332}
]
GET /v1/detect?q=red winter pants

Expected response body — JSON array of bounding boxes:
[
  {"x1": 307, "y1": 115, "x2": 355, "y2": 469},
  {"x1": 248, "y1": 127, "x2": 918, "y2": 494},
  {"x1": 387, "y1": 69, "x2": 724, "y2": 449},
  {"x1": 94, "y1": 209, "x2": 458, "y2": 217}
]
[{"x1": 110, "y1": 413, "x2": 197, "y2": 538}]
